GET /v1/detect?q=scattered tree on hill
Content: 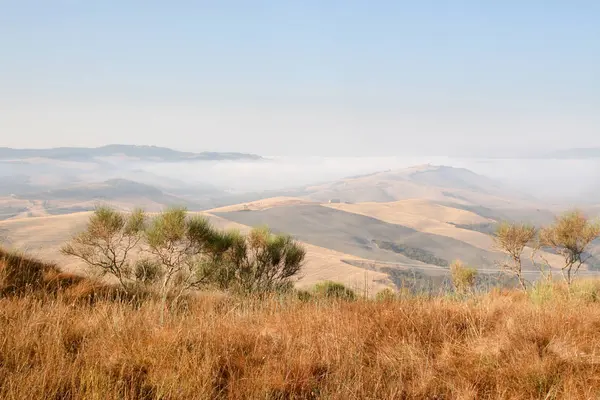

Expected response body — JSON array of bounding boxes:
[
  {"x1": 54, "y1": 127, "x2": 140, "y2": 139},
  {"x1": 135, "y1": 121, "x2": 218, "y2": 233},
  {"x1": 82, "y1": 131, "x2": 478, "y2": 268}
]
[
  {"x1": 450, "y1": 260, "x2": 477, "y2": 295},
  {"x1": 61, "y1": 206, "x2": 146, "y2": 293},
  {"x1": 539, "y1": 210, "x2": 600, "y2": 286},
  {"x1": 494, "y1": 222, "x2": 536, "y2": 290}
]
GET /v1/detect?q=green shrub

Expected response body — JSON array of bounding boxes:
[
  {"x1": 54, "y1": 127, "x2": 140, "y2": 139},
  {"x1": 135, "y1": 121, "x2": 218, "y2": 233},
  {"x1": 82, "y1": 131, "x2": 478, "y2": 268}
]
[
  {"x1": 528, "y1": 280, "x2": 555, "y2": 305},
  {"x1": 295, "y1": 289, "x2": 314, "y2": 302},
  {"x1": 375, "y1": 288, "x2": 397, "y2": 302},
  {"x1": 134, "y1": 258, "x2": 163, "y2": 284},
  {"x1": 450, "y1": 260, "x2": 477, "y2": 294},
  {"x1": 313, "y1": 281, "x2": 356, "y2": 300}
]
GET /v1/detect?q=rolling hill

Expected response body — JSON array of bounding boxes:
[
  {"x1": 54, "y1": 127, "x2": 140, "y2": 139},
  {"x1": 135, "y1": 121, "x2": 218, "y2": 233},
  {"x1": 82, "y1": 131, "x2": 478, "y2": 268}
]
[
  {"x1": 214, "y1": 203, "x2": 505, "y2": 269},
  {"x1": 3, "y1": 163, "x2": 597, "y2": 292},
  {"x1": 0, "y1": 211, "x2": 393, "y2": 293},
  {"x1": 300, "y1": 164, "x2": 539, "y2": 209},
  {"x1": 0, "y1": 179, "x2": 204, "y2": 220}
]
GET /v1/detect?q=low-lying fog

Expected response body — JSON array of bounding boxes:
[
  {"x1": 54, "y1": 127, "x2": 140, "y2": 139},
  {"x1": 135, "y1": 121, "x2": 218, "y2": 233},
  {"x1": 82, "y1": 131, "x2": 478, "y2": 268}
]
[
  {"x1": 3, "y1": 155, "x2": 599, "y2": 205},
  {"x1": 138, "y1": 156, "x2": 600, "y2": 203}
]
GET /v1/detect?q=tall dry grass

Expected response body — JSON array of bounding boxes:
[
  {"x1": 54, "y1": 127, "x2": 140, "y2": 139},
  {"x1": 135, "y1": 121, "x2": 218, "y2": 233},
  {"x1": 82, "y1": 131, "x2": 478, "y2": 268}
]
[{"x1": 2, "y1": 250, "x2": 600, "y2": 399}]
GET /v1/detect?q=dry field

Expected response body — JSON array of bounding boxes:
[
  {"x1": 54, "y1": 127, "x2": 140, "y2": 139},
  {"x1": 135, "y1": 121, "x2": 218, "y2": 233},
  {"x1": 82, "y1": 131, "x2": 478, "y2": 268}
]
[{"x1": 2, "y1": 249, "x2": 600, "y2": 399}]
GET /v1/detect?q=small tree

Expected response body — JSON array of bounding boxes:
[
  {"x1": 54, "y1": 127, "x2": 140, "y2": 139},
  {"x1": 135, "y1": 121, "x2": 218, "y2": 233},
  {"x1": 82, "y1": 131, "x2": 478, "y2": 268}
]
[
  {"x1": 539, "y1": 210, "x2": 600, "y2": 286},
  {"x1": 61, "y1": 206, "x2": 146, "y2": 292},
  {"x1": 450, "y1": 260, "x2": 477, "y2": 295},
  {"x1": 145, "y1": 208, "x2": 220, "y2": 323},
  {"x1": 494, "y1": 222, "x2": 536, "y2": 290}
]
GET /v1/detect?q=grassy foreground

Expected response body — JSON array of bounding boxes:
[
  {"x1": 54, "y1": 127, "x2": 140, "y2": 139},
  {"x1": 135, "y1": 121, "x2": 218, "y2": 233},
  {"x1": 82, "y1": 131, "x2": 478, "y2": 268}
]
[{"x1": 2, "y1": 250, "x2": 600, "y2": 399}]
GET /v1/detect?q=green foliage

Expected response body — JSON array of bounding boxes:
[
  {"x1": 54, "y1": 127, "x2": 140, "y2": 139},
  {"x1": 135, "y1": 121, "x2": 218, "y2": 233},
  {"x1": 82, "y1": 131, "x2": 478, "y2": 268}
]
[
  {"x1": 450, "y1": 260, "x2": 478, "y2": 294},
  {"x1": 134, "y1": 258, "x2": 163, "y2": 284},
  {"x1": 540, "y1": 210, "x2": 600, "y2": 285},
  {"x1": 61, "y1": 206, "x2": 146, "y2": 292},
  {"x1": 227, "y1": 226, "x2": 306, "y2": 294},
  {"x1": 314, "y1": 281, "x2": 356, "y2": 300},
  {"x1": 375, "y1": 288, "x2": 397, "y2": 302},
  {"x1": 62, "y1": 206, "x2": 306, "y2": 320},
  {"x1": 494, "y1": 222, "x2": 537, "y2": 290},
  {"x1": 145, "y1": 207, "x2": 188, "y2": 250},
  {"x1": 528, "y1": 280, "x2": 555, "y2": 305},
  {"x1": 295, "y1": 289, "x2": 314, "y2": 302}
]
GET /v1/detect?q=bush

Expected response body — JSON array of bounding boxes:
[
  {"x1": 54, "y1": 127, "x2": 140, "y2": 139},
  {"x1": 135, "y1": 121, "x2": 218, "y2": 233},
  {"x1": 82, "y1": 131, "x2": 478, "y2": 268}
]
[
  {"x1": 295, "y1": 289, "x2": 314, "y2": 302},
  {"x1": 313, "y1": 281, "x2": 356, "y2": 300},
  {"x1": 375, "y1": 288, "x2": 397, "y2": 302},
  {"x1": 134, "y1": 258, "x2": 164, "y2": 284},
  {"x1": 450, "y1": 260, "x2": 477, "y2": 294}
]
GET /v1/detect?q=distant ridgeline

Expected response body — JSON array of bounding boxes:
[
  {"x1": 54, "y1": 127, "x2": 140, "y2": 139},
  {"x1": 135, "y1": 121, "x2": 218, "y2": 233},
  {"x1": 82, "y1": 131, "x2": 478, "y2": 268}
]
[{"x1": 0, "y1": 144, "x2": 263, "y2": 162}]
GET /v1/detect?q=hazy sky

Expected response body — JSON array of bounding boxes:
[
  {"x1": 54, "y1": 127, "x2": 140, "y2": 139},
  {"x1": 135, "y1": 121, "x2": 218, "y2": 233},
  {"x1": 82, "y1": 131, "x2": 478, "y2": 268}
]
[{"x1": 1, "y1": 1, "x2": 599, "y2": 156}]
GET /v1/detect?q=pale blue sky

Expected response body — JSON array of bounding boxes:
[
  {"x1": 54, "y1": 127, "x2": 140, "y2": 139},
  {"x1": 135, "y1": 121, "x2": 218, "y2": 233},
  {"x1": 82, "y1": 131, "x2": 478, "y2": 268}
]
[{"x1": 1, "y1": 1, "x2": 599, "y2": 156}]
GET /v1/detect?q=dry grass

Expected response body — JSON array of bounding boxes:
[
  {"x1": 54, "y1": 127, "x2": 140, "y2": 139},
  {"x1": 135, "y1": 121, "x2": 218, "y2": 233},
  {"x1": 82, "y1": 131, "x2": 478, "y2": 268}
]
[{"x1": 2, "y1": 250, "x2": 600, "y2": 399}]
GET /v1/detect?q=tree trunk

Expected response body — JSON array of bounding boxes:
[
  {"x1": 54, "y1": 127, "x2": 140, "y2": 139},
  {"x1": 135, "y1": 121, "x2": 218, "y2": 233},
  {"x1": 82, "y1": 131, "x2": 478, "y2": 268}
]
[{"x1": 160, "y1": 275, "x2": 170, "y2": 325}]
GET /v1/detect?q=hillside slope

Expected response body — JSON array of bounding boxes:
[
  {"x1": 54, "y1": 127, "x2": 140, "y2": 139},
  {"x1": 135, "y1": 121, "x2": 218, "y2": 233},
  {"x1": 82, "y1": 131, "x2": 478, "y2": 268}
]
[
  {"x1": 214, "y1": 204, "x2": 505, "y2": 269},
  {"x1": 302, "y1": 164, "x2": 540, "y2": 209},
  {"x1": 0, "y1": 212, "x2": 392, "y2": 292}
]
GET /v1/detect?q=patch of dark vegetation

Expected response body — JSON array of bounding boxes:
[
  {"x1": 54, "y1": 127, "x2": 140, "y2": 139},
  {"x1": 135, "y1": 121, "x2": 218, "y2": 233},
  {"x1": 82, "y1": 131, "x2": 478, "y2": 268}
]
[
  {"x1": 0, "y1": 247, "x2": 152, "y2": 304},
  {"x1": 0, "y1": 206, "x2": 28, "y2": 221},
  {"x1": 440, "y1": 202, "x2": 503, "y2": 221},
  {"x1": 440, "y1": 202, "x2": 557, "y2": 226},
  {"x1": 381, "y1": 267, "x2": 451, "y2": 294},
  {"x1": 448, "y1": 222, "x2": 498, "y2": 235},
  {"x1": 44, "y1": 205, "x2": 94, "y2": 215},
  {"x1": 441, "y1": 191, "x2": 471, "y2": 202},
  {"x1": 345, "y1": 170, "x2": 391, "y2": 180},
  {"x1": 381, "y1": 267, "x2": 520, "y2": 294},
  {"x1": 373, "y1": 240, "x2": 449, "y2": 267}
]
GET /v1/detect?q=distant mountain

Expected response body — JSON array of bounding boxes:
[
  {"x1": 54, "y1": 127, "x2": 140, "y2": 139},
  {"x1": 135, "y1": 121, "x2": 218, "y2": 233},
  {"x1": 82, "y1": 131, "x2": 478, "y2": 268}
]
[
  {"x1": 542, "y1": 148, "x2": 600, "y2": 159},
  {"x1": 0, "y1": 144, "x2": 263, "y2": 162},
  {"x1": 300, "y1": 164, "x2": 538, "y2": 208}
]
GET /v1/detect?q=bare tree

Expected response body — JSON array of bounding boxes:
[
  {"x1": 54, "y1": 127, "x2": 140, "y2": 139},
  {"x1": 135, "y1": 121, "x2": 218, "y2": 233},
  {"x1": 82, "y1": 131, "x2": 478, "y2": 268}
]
[
  {"x1": 61, "y1": 206, "x2": 146, "y2": 292},
  {"x1": 494, "y1": 222, "x2": 536, "y2": 290},
  {"x1": 539, "y1": 210, "x2": 600, "y2": 286}
]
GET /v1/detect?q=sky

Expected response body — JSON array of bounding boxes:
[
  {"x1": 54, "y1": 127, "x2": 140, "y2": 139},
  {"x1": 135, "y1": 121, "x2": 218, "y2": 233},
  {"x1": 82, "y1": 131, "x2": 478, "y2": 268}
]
[{"x1": 1, "y1": 1, "x2": 599, "y2": 156}]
